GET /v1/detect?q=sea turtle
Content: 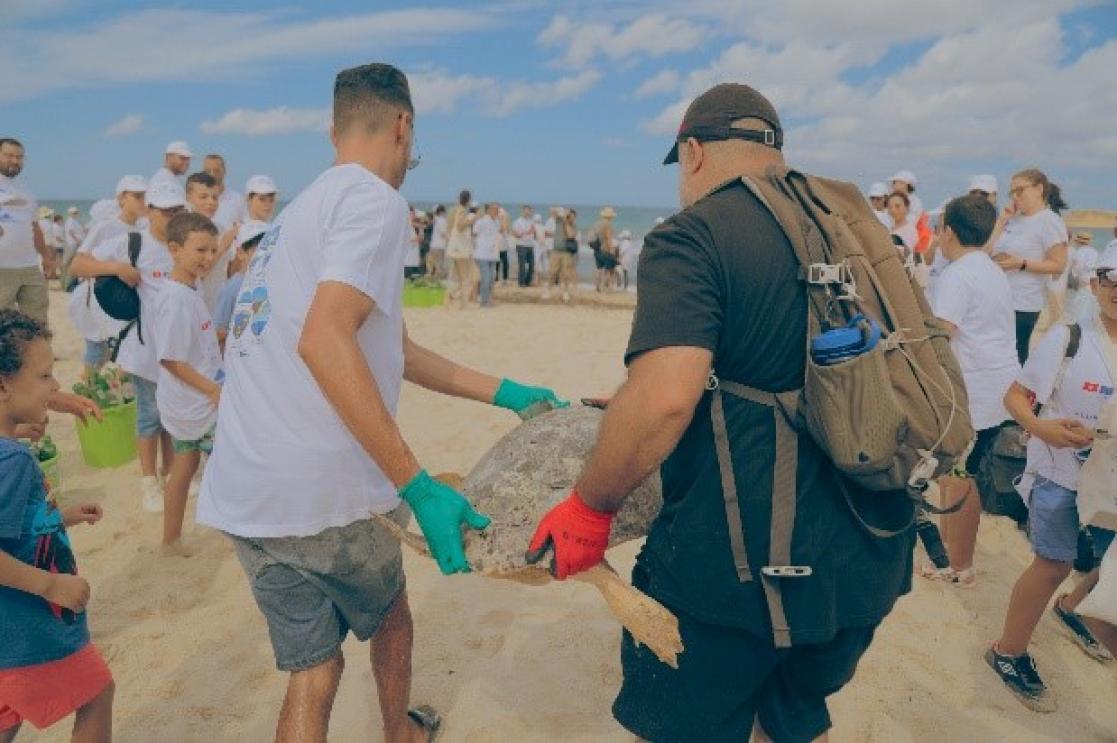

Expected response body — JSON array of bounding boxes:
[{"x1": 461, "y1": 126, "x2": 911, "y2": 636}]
[{"x1": 377, "y1": 405, "x2": 683, "y2": 667}]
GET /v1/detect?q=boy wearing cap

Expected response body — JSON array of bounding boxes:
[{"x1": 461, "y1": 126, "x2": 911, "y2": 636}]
[
  {"x1": 72, "y1": 181, "x2": 185, "y2": 513},
  {"x1": 969, "y1": 174, "x2": 999, "y2": 207},
  {"x1": 987, "y1": 244, "x2": 1117, "y2": 711},
  {"x1": 150, "y1": 141, "x2": 192, "y2": 191},
  {"x1": 69, "y1": 176, "x2": 148, "y2": 377},
  {"x1": 867, "y1": 182, "x2": 891, "y2": 227},
  {"x1": 245, "y1": 175, "x2": 278, "y2": 223},
  {"x1": 214, "y1": 221, "x2": 268, "y2": 350},
  {"x1": 531, "y1": 82, "x2": 913, "y2": 743}
]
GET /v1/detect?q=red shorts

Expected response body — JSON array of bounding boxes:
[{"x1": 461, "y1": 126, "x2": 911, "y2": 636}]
[{"x1": 0, "y1": 644, "x2": 112, "y2": 731}]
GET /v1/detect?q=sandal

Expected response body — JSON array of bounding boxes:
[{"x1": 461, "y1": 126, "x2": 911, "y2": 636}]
[
  {"x1": 408, "y1": 705, "x2": 443, "y2": 742},
  {"x1": 919, "y1": 563, "x2": 977, "y2": 588}
]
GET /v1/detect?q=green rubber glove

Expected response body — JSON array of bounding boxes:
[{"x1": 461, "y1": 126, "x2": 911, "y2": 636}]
[
  {"x1": 399, "y1": 470, "x2": 491, "y2": 575},
  {"x1": 492, "y1": 378, "x2": 570, "y2": 420}
]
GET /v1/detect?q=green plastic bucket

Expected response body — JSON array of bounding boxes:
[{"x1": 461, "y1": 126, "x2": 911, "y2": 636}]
[
  {"x1": 422, "y1": 286, "x2": 446, "y2": 306},
  {"x1": 75, "y1": 400, "x2": 138, "y2": 468},
  {"x1": 402, "y1": 284, "x2": 424, "y2": 307},
  {"x1": 38, "y1": 453, "x2": 62, "y2": 494}
]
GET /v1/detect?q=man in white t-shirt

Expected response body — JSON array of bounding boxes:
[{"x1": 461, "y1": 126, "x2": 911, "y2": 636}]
[
  {"x1": 150, "y1": 140, "x2": 191, "y2": 192},
  {"x1": 987, "y1": 243, "x2": 1117, "y2": 710},
  {"x1": 472, "y1": 203, "x2": 500, "y2": 306},
  {"x1": 197, "y1": 63, "x2": 567, "y2": 743},
  {"x1": 71, "y1": 180, "x2": 185, "y2": 513},
  {"x1": 0, "y1": 138, "x2": 54, "y2": 323},
  {"x1": 204, "y1": 153, "x2": 248, "y2": 232},
  {"x1": 512, "y1": 204, "x2": 535, "y2": 287},
  {"x1": 925, "y1": 195, "x2": 1020, "y2": 587}
]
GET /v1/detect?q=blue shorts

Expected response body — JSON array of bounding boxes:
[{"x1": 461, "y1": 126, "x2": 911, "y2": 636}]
[
  {"x1": 83, "y1": 340, "x2": 110, "y2": 369},
  {"x1": 132, "y1": 375, "x2": 162, "y2": 438},
  {"x1": 1027, "y1": 476, "x2": 1116, "y2": 562}
]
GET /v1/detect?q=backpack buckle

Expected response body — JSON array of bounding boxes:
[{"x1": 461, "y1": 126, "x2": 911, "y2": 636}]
[
  {"x1": 806, "y1": 263, "x2": 850, "y2": 285},
  {"x1": 761, "y1": 565, "x2": 813, "y2": 578}
]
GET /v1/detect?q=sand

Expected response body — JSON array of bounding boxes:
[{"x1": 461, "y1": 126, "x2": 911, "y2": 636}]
[{"x1": 25, "y1": 288, "x2": 1117, "y2": 742}]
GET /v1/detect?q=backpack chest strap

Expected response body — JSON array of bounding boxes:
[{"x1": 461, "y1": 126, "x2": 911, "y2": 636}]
[{"x1": 709, "y1": 372, "x2": 809, "y2": 648}]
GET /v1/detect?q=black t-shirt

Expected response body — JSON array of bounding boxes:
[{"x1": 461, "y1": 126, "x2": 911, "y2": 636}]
[{"x1": 626, "y1": 179, "x2": 914, "y2": 645}]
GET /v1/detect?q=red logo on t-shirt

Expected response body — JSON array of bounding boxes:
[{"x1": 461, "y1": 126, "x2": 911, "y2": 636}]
[{"x1": 152, "y1": 270, "x2": 163, "y2": 279}]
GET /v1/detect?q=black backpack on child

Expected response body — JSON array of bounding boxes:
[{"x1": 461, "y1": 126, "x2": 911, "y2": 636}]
[
  {"x1": 94, "y1": 232, "x2": 141, "y2": 321},
  {"x1": 975, "y1": 323, "x2": 1082, "y2": 525}
]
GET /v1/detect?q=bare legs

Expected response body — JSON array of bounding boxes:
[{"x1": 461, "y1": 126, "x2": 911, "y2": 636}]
[
  {"x1": 137, "y1": 431, "x2": 174, "y2": 479},
  {"x1": 997, "y1": 556, "x2": 1072, "y2": 655},
  {"x1": 72, "y1": 680, "x2": 115, "y2": 743},
  {"x1": 939, "y1": 476, "x2": 980, "y2": 571},
  {"x1": 162, "y1": 449, "x2": 200, "y2": 546}
]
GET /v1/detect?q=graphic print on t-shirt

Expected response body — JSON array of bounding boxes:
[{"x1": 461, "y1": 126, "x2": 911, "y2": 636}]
[{"x1": 230, "y1": 224, "x2": 280, "y2": 352}]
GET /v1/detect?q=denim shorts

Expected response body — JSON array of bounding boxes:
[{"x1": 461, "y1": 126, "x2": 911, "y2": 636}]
[
  {"x1": 1025, "y1": 476, "x2": 1114, "y2": 562},
  {"x1": 82, "y1": 340, "x2": 110, "y2": 369},
  {"x1": 228, "y1": 503, "x2": 411, "y2": 672},
  {"x1": 131, "y1": 375, "x2": 162, "y2": 438}
]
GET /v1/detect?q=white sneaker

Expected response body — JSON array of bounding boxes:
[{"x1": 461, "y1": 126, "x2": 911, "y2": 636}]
[{"x1": 141, "y1": 476, "x2": 164, "y2": 513}]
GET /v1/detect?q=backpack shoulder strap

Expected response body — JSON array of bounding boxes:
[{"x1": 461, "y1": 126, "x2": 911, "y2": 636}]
[
  {"x1": 1066, "y1": 322, "x2": 1082, "y2": 359},
  {"x1": 127, "y1": 232, "x2": 142, "y2": 266}
]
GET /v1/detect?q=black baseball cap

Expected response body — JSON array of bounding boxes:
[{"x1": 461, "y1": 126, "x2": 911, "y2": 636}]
[{"x1": 663, "y1": 83, "x2": 783, "y2": 165}]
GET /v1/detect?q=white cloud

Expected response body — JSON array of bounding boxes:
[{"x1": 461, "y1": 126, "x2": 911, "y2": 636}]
[
  {"x1": 0, "y1": 8, "x2": 499, "y2": 103},
  {"x1": 104, "y1": 114, "x2": 143, "y2": 137},
  {"x1": 539, "y1": 13, "x2": 706, "y2": 67},
  {"x1": 201, "y1": 69, "x2": 602, "y2": 135},
  {"x1": 200, "y1": 107, "x2": 330, "y2": 136},
  {"x1": 633, "y1": 70, "x2": 680, "y2": 99}
]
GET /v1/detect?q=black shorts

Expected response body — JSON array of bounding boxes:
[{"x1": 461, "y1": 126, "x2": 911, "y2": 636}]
[{"x1": 613, "y1": 605, "x2": 877, "y2": 743}]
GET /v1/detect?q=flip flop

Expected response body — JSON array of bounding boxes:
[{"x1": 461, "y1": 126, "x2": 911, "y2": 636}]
[{"x1": 407, "y1": 705, "x2": 442, "y2": 742}]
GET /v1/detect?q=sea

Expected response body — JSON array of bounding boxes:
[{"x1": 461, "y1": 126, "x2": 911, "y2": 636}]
[{"x1": 41, "y1": 199, "x2": 674, "y2": 286}]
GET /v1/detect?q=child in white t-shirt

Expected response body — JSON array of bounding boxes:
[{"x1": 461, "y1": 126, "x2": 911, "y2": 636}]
[
  {"x1": 153, "y1": 213, "x2": 222, "y2": 552},
  {"x1": 924, "y1": 194, "x2": 1019, "y2": 587},
  {"x1": 986, "y1": 244, "x2": 1117, "y2": 711}
]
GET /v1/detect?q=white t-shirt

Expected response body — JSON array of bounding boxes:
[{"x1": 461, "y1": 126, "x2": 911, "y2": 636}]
[
  {"x1": 69, "y1": 216, "x2": 134, "y2": 341},
  {"x1": 931, "y1": 250, "x2": 1020, "y2": 429},
  {"x1": 1020, "y1": 323, "x2": 1116, "y2": 491},
  {"x1": 198, "y1": 163, "x2": 409, "y2": 538},
  {"x1": 50, "y1": 221, "x2": 65, "y2": 250},
  {"x1": 994, "y1": 208, "x2": 1068, "y2": 312},
  {"x1": 91, "y1": 229, "x2": 173, "y2": 382},
  {"x1": 149, "y1": 166, "x2": 179, "y2": 191},
  {"x1": 512, "y1": 216, "x2": 534, "y2": 246},
  {"x1": 429, "y1": 215, "x2": 448, "y2": 249},
  {"x1": 214, "y1": 188, "x2": 247, "y2": 232},
  {"x1": 404, "y1": 223, "x2": 421, "y2": 268},
  {"x1": 473, "y1": 214, "x2": 499, "y2": 261},
  {"x1": 0, "y1": 175, "x2": 38, "y2": 268},
  {"x1": 891, "y1": 222, "x2": 917, "y2": 251},
  {"x1": 153, "y1": 280, "x2": 222, "y2": 441},
  {"x1": 64, "y1": 217, "x2": 85, "y2": 250}
]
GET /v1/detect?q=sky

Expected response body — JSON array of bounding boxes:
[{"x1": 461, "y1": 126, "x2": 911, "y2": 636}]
[{"x1": 4, "y1": 0, "x2": 1117, "y2": 212}]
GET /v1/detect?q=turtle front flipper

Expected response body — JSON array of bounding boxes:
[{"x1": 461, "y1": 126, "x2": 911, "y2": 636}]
[{"x1": 572, "y1": 561, "x2": 684, "y2": 669}]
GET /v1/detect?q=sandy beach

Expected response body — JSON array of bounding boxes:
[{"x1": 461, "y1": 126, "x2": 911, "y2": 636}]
[{"x1": 25, "y1": 287, "x2": 1117, "y2": 742}]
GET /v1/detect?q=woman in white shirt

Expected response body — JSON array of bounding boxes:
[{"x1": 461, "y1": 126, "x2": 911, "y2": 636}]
[
  {"x1": 989, "y1": 168, "x2": 1069, "y2": 364},
  {"x1": 427, "y1": 204, "x2": 448, "y2": 281},
  {"x1": 445, "y1": 189, "x2": 478, "y2": 308},
  {"x1": 888, "y1": 192, "x2": 918, "y2": 252}
]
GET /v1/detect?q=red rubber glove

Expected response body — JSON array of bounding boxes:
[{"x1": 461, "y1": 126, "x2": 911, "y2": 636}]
[{"x1": 526, "y1": 490, "x2": 614, "y2": 579}]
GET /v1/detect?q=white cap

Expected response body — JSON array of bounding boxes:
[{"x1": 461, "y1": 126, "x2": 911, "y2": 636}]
[
  {"x1": 969, "y1": 174, "x2": 998, "y2": 194},
  {"x1": 868, "y1": 182, "x2": 889, "y2": 198},
  {"x1": 654, "y1": 216, "x2": 666, "y2": 225},
  {"x1": 89, "y1": 199, "x2": 119, "y2": 222},
  {"x1": 1097, "y1": 243, "x2": 1117, "y2": 271},
  {"x1": 236, "y1": 219, "x2": 269, "y2": 247},
  {"x1": 67, "y1": 205, "x2": 79, "y2": 214},
  {"x1": 145, "y1": 181, "x2": 186, "y2": 209},
  {"x1": 889, "y1": 170, "x2": 917, "y2": 186},
  {"x1": 115, "y1": 174, "x2": 147, "y2": 194},
  {"x1": 245, "y1": 174, "x2": 278, "y2": 195},
  {"x1": 165, "y1": 140, "x2": 193, "y2": 158}
]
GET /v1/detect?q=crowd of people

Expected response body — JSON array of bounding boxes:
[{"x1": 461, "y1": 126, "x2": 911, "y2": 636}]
[
  {"x1": 0, "y1": 63, "x2": 1115, "y2": 743},
  {"x1": 867, "y1": 167, "x2": 1117, "y2": 713},
  {"x1": 406, "y1": 196, "x2": 640, "y2": 306}
]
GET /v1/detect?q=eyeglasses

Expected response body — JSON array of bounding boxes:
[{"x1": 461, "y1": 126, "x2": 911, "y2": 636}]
[
  {"x1": 1009, "y1": 183, "x2": 1035, "y2": 198},
  {"x1": 407, "y1": 137, "x2": 421, "y2": 171},
  {"x1": 1097, "y1": 268, "x2": 1117, "y2": 288}
]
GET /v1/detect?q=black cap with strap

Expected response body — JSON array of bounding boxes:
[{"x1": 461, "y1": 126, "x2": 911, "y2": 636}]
[{"x1": 663, "y1": 83, "x2": 784, "y2": 165}]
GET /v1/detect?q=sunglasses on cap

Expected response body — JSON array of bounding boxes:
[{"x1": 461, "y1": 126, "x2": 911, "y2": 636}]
[
  {"x1": 968, "y1": 189, "x2": 990, "y2": 197},
  {"x1": 1096, "y1": 268, "x2": 1117, "y2": 287}
]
